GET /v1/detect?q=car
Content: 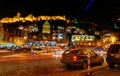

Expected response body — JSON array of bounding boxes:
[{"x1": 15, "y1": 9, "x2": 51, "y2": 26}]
[
  {"x1": 31, "y1": 47, "x2": 45, "y2": 54},
  {"x1": 106, "y1": 44, "x2": 120, "y2": 69},
  {"x1": 60, "y1": 48, "x2": 104, "y2": 69}
]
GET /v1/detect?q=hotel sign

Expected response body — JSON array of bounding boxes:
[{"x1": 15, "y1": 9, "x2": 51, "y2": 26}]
[{"x1": 71, "y1": 35, "x2": 95, "y2": 42}]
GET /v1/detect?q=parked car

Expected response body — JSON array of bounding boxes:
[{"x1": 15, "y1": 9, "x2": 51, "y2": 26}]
[
  {"x1": 106, "y1": 44, "x2": 120, "y2": 69},
  {"x1": 60, "y1": 48, "x2": 104, "y2": 69}
]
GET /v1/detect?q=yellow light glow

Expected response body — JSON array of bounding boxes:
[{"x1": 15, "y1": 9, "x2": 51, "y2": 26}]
[
  {"x1": 24, "y1": 36, "x2": 27, "y2": 40},
  {"x1": 111, "y1": 36, "x2": 116, "y2": 43},
  {"x1": 0, "y1": 13, "x2": 67, "y2": 23}
]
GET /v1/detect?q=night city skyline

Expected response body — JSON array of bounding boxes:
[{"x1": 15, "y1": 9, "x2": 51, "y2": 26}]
[{"x1": 0, "y1": 1, "x2": 120, "y2": 76}]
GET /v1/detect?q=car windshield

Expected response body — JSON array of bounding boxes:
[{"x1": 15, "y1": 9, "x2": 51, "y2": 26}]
[
  {"x1": 64, "y1": 48, "x2": 90, "y2": 55},
  {"x1": 76, "y1": 49, "x2": 89, "y2": 55},
  {"x1": 64, "y1": 50, "x2": 77, "y2": 54}
]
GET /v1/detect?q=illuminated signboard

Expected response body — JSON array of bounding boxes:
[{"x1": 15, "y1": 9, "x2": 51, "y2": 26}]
[{"x1": 71, "y1": 35, "x2": 95, "y2": 42}]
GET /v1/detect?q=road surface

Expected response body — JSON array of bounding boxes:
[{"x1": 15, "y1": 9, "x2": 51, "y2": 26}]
[{"x1": 0, "y1": 52, "x2": 109, "y2": 76}]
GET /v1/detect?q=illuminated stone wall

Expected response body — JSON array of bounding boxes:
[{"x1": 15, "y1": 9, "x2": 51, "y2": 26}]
[{"x1": 0, "y1": 12, "x2": 68, "y2": 23}]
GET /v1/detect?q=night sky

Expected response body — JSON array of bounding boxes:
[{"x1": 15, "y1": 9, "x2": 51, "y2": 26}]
[{"x1": 0, "y1": 0, "x2": 120, "y2": 23}]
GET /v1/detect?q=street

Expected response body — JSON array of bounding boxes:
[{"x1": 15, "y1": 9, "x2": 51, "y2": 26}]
[
  {"x1": 0, "y1": 51, "x2": 106, "y2": 76},
  {"x1": 0, "y1": 54, "x2": 85, "y2": 76},
  {"x1": 0, "y1": 49, "x2": 119, "y2": 76}
]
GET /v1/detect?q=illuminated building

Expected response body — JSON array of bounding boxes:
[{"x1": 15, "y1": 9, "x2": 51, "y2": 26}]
[
  {"x1": 0, "y1": 12, "x2": 68, "y2": 44},
  {"x1": 0, "y1": 12, "x2": 100, "y2": 45}
]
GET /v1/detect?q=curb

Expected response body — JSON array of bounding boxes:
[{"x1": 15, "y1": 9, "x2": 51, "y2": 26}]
[{"x1": 79, "y1": 65, "x2": 108, "y2": 76}]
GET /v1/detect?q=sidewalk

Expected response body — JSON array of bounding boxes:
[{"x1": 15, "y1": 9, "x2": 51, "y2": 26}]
[{"x1": 79, "y1": 63, "x2": 108, "y2": 76}]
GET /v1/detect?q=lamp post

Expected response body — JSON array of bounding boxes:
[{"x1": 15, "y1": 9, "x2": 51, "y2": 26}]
[{"x1": 24, "y1": 36, "x2": 27, "y2": 44}]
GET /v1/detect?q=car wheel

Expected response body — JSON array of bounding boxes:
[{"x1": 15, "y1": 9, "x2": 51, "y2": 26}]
[
  {"x1": 108, "y1": 63, "x2": 114, "y2": 69},
  {"x1": 99, "y1": 58, "x2": 104, "y2": 65},
  {"x1": 82, "y1": 62, "x2": 87, "y2": 69}
]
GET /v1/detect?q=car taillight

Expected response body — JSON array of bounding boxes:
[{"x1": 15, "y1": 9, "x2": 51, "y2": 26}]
[{"x1": 73, "y1": 56, "x2": 78, "y2": 62}]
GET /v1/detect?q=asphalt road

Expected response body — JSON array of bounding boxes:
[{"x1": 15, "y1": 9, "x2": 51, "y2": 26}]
[
  {"x1": 0, "y1": 52, "x2": 108, "y2": 76},
  {"x1": 0, "y1": 48, "x2": 111, "y2": 76}
]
